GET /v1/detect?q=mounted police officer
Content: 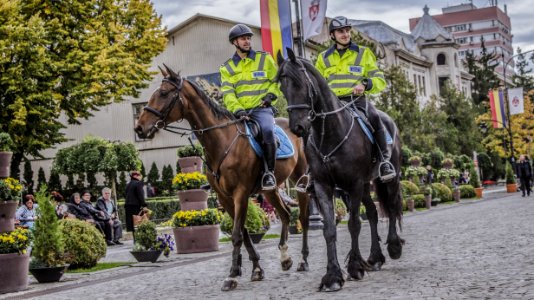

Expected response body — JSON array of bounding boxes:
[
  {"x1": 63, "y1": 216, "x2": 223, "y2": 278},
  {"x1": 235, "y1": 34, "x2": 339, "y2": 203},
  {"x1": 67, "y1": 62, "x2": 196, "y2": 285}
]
[
  {"x1": 219, "y1": 24, "x2": 281, "y2": 190},
  {"x1": 315, "y1": 16, "x2": 396, "y2": 182}
]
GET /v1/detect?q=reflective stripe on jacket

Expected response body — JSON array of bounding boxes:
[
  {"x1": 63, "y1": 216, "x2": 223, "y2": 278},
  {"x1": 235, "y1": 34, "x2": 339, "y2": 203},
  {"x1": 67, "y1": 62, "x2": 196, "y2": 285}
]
[
  {"x1": 219, "y1": 50, "x2": 280, "y2": 113},
  {"x1": 315, "y1": 43, "x2": 386, "y2": 97}
]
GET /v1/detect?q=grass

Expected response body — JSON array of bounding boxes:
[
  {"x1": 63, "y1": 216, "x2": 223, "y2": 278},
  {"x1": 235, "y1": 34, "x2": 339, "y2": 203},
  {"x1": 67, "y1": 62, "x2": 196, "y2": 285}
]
[
  {"x1": 67, "y1": 262, "x2": 131, "y2": 273},
  {"x1": 340, "y1": 220, "x2": 348, "y2": 225},
  {"x1": 219, "y1": 233, "x2": 280, "y2": 243},
  {"x1": 415, "y1": 207, "x2": 427, "y2": 211}
]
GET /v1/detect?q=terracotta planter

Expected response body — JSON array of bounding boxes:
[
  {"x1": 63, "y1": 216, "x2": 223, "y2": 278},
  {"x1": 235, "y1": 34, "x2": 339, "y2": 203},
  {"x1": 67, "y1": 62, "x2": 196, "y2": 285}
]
[
  {"x1": 406, "y1": 199, "x2": 415, "y2": 212},
  {"x1": 177, "y1": 156, "x2": 203, "y2": 173},
  {"x1": 173, "y1": 224, "x2": 219, "y2": 254},
  {"x1": 249, "y1": 232, "x2": 265, "y2": 244},
  {"x1": 0, "y1": 151, "x2": 12, "y2": 178},
  {"x1": 453, "y1": 189, "x2": 461, "y2": 202},
  {"x1": 0, "y1": 201, "x2": 18, "y2": 234},
  {"x1": 506, "y1": 183, "x2": 517, "y2": 193},
  {"x1": 424, "y1": 195, "x2": 432, "y2": 209},
  {"x1": 0, "y1": 253, "x2": 30, "y2": 294},
  {"x1": 177, "y1": 189, "x2": 208, "y2": 211},
  {"x1": 30, "y1": 265, "x2": 67, "y2": 283},
  {"x1": 475, "y1": 187, "x2": 483, "y2": 198},
  {"x1": 130, "y1": 250, "x2": 162, "y2": 263}
]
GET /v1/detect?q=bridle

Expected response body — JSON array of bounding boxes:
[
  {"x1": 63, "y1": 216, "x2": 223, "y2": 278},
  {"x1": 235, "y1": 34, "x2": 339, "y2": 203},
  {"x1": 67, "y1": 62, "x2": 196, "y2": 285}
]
[{"x1": 143, "y1": 77, "x2": 184, "y2": 130}]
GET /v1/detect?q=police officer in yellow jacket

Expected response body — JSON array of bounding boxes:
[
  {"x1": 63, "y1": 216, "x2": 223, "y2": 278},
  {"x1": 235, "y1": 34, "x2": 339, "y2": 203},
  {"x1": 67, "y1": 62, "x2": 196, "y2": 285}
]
[
  {"x1": 220, "y1": 24, "x2": 280, "y2": 190},
  {"x1": 316, "y1": 16, "x2": 396, "y2": 181}
]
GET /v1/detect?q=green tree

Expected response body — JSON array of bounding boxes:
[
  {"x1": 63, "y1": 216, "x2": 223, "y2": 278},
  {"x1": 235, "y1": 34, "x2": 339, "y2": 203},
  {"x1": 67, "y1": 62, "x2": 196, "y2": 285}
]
[
  {"x1": 161, "y1": 164, "x2": 174, "y2": 194},
  {"x1": 36, "y1": 166, "x2": 47, "y2": 191},
  {"x1": 117, "y1": 171, "x2": 127, "y2": 199},
  {"x1": 511, "y1": 47, "x2": 534, "y2": 92},
  {"x1": 23, "y1": 160, "x2": 34, "y2": 194},
  {"x1": 48, "y1": 169, "x2": 62, "y2": 192},
  {"x1": 464, "y1": 37, "x2": 499, "y2": 106},
  {"x1": 0, "y1": 0, "x2": 167, "y2": 177},
  {"x1": 147, "y1": 162, "x2": 160, "y2": 189}
]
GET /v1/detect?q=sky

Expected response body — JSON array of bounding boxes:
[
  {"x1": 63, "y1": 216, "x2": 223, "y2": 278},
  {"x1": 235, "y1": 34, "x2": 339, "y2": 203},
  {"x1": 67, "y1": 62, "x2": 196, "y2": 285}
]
[{"x1": 151, "y1": 0, "x2": 534, "y2": 58}]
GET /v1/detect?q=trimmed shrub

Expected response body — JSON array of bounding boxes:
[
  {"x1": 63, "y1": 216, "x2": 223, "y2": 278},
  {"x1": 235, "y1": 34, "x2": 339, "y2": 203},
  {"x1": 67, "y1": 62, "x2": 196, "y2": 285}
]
[
  {"x1": 220, "y1": 202, "x2": 270, "y2": 235},
  {"x1": 505, "y1": 161, "x2": 515, "y2": 184},
  {"x1": 134, "y1": 220, "x2": 157, "y2": 250},
  {"x1": 431, "y1": 183, "x2": 452, "y2": 202},
  {"x1": 412, "y1": 194, "x2": 425, "y2": 208},
  {"x1": 400, "y1": 180, "x2": 420, "y2": 196},
  {"x1": 59, "y1": 219, "x2": 106, "y2": 269},
  {"x1": 335, "y1": 198, "x2": 347, "y2": 222},
  {"x1": 459, "y1": 184, "x2": 476, "y2": 198}
]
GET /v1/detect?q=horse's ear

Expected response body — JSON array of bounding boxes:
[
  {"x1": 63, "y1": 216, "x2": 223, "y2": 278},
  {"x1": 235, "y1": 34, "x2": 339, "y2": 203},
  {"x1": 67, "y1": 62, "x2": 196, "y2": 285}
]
[
  {"x1": 287, "y1": 47, "x2": 297, "y2": 62},
  {"x1": 158, "y1": 66, "x2": 168, "y2": 78},
  {"x1": 276, "y1": 50, "x2": 285, "y2": 66},
  {"x1": 163, "y1": 63, "x2": 179, "y2": 79}
]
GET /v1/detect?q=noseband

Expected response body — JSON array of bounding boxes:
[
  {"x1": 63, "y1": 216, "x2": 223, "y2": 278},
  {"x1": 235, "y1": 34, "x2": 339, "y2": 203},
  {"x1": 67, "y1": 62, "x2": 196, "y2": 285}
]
[{"x1": 143, "y1": 77, "x2": 184, "y2": 129}]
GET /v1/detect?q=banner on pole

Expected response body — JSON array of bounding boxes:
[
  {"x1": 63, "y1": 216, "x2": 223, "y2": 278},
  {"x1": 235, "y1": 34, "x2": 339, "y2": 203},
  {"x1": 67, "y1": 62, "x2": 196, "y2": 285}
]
[
  {"x1": 301, "y1": 0, "x2": 327, "y2": 40},
  {"x1": 260, "y1": 0, "x2": 293, "y2": 62},
  {"x1": 508, "y1": 87, "x2": 524, "y2": 115},
  {"x1": 488, "y1": 89, "x2": 507, "y2": 128}
]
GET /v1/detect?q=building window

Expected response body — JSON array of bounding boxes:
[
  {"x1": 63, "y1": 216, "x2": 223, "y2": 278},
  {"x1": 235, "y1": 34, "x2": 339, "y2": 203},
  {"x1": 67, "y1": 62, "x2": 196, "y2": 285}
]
[
  {"x1": 422, "y1": 76, "x2": 427, "y2": 96},
  {"x1": 437, "y1": 53, "x2": 447, "y2": 65},
  {"x1": 455, "y1": 37, "x2": 467, "y2": 44},
  {"x1": 132, "y1": 102, "x2": 148, "y2": 142},
  {"x1": 455, "y1": 24, "x2": 466, "y2": 31},
  {"x1": 454, "y1": 53, "x2": 458, "y2": 67},
  {"x1": 418, "y1": 75, "x2": 422, "y2": 95},
  {"x1": 439, "y1": 77, "x2": 449, "y2": 96},
  {"x1": 413, "y1": 74, "x2": 418, "y2": 93}
]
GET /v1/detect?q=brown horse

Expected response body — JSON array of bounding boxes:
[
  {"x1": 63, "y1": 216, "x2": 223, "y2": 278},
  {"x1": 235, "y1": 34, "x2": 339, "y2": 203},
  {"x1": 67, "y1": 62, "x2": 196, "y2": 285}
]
[{"x1": 135, "y1": 65, "x2": 310, "y2": 291}]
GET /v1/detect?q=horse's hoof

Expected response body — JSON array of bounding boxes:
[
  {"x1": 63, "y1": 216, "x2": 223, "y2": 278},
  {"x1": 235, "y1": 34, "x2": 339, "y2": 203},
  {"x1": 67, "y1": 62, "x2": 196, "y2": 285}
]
[
  {"x1": 221, "y1": 278, "x2": 238, "y2": 291},
  {"x1": 347, "y1": 269, "x2": 365, "y2": 281},
  {"x1": 387, "y1": 241, "x2": 403, "y2": 260},
  {"x1": 319, "y1": 282, "x2": 342, "y2": 292},
  {"x1": 281, "y1": 258, "x2": 293, "y2": 271},
  {"x1": 251, "y1": 267, "x2": 264, "y2": 281},
  {"x1": 296, "y1": 262, "x2": 309, "y2": 272},
  {"x1": 369, "y1": 261, "x2": 383, "y2": 271}
]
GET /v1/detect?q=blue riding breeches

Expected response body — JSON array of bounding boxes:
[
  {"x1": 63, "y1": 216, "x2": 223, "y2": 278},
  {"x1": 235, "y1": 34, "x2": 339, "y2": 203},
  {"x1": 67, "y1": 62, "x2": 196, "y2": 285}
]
[{"x1": 246, "y1": 107, "x2": 275, "y2": 145}]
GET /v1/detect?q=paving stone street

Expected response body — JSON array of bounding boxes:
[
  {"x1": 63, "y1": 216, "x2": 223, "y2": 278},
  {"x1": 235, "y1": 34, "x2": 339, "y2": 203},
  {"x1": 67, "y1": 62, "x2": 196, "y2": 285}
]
[{"x1": 3, "y1": 190, "x2": 534, "y2": 299}]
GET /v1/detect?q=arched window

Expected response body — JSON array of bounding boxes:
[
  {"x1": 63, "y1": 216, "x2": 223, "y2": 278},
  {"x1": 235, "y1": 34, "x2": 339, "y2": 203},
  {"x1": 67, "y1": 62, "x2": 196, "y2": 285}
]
[
  {"x1": 437, "y1": 53, "x2": 447, "y2": 65},
  {"x1": 454, "y1": 53, "x2": 458, "y2": 67}
]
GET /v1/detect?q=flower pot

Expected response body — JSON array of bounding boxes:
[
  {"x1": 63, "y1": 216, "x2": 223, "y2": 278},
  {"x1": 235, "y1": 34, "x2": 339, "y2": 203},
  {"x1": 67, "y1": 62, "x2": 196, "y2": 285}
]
[
  {"x1": 30, "y1": 265, "x2": 68, "y2": 283},
  {"x1": 289, "y1": 225, "x2": 301, "y2": 234},
  {"x1": 177, "y1": 156, "x2": 203, "y2": 173},
  {"x1": 474, "y1": 187, "x2": 483, "y2": 198},
  {"x1": 130, "y1": 250, "x2": 162, "y2": 263},
  {"x1": 173, "y1": 224, "x2": 219, "y2": 254},
  {"x1": 453, "y1": 189, "x2": 461, "y2": 202},
  {"x1": 177, "y1": 189, "x2": 208, "y2": 211},
  {"x1": 0, "y1": 151, "x2": 12, "y2": 178},
  {"x1": 424, "y1": 195, "x2": 432, "y2": 209},
  {"x1": 0, "y1": 201, "x2": 18, "y2": 233},
  {"x1": 406, "y1": 199, "x2": 415, "y2": 212},
  {"x1": 249, "y1": 232, "x2": 265, "y2": 244},
  {"x1": 506, "y1": 183, "x2": 517, "y2": 193},
  {"x1": 0, "y1": 253, "x2": 30, "y2": 293}
]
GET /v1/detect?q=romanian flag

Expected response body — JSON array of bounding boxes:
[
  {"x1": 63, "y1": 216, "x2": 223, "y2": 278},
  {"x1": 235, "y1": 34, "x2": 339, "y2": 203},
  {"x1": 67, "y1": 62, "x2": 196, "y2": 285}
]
[
  {"x1": 488, "y1": 89, "x2": 507, "y2": 128},
  {"x1": 260, "y1": 0, "x2": 293, "y2": 62}
]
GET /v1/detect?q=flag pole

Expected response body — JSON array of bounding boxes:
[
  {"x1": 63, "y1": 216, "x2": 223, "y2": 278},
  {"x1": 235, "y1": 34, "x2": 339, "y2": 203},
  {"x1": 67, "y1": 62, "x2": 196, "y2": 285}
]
[{"x1": 292, "y1": 0, "x2": 304, "y2": 57}]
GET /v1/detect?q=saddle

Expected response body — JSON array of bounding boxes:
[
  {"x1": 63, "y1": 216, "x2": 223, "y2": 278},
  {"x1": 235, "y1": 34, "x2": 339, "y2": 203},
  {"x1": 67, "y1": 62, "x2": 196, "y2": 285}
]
[{"x1": 244, "y1": 121, "x2": 294, "y2": 159}]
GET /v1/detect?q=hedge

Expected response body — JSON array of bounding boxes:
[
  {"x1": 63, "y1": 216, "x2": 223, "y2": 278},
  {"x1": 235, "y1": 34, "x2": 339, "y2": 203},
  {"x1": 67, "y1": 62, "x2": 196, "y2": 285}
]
[
  {"x1": 412, "y1": 194, "x2": 426, "y2": 208},
  {"x1": 459, "y1": 184, "x2": 476, "y2": 199},
  {"x1": 431, "y1": 183, "x2": 452, "y2": 202},
  {"x1": 400, "y1": 180, "x2": 420, "y2": 196}
]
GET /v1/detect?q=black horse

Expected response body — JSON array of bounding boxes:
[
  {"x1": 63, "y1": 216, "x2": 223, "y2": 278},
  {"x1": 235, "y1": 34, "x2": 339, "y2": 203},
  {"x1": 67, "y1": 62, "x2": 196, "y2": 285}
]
[{"x1": 277, "y1": 49, "x2": 404, "y2": 292}]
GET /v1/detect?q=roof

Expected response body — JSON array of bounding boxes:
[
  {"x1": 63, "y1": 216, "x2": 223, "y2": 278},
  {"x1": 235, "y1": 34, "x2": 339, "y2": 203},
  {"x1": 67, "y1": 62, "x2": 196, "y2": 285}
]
[
  {"x1": 166, "y1": 13, "x2": 260, "y2": 36},
  {"x1": 350, "y1": 20, "x2": 417, "y2": 53},
  {"x1": 409, "y1": 6, "x2": 511, "y2": 30},
  {"x1": 411, "y1": 5, "x2": 452, "y2": 42}
]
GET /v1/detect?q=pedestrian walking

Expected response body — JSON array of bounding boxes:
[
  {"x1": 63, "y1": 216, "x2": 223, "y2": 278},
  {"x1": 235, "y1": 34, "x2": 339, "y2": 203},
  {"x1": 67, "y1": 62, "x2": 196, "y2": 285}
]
[
  {"x1": 125, "y1": 170, "x2": 147, "y2": 232},
  {"x1": 516, "y1": 154, "x2": 532, "y2": 197}
]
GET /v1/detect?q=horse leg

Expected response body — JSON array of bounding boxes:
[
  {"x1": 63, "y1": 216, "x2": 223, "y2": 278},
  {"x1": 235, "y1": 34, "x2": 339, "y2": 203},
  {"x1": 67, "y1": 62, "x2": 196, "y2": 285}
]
[
  {"x1": 221, "y1": 193, "x2": 248, "y2": 291},
  {"x1": 314, "y1": 182, "x2": 344, "y2": 292},
  {"x1": 263, "y1": 189, "x2": 293, "y2": 271},
  {"x1": 345, "y1": 183, "x2": 371, "y2": 281},
  {"x1": 242, "y1": 227, "x2": 264, "y2": 281},
  {"x1": 361, "y1": 183, "x2": 386, "y2": 271},
  {"x1": 296, "y1": 190, "x2": 310, "y2": 271},
  {"x1": 375, "y1": 180, "x2": 405, "y2": 260}
]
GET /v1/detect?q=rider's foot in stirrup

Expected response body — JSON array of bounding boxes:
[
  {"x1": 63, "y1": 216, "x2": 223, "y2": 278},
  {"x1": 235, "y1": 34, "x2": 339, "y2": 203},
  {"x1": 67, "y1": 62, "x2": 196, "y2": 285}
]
[
  {"x1": 262, "y1": 172, "x2": 276, "y2": 190},
  {"x1": 379, "y1": 162, "x2": 396, "y2": 182}
]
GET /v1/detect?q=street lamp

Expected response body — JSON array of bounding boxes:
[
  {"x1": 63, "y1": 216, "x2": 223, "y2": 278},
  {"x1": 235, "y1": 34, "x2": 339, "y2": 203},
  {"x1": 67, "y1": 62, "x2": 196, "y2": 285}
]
[{"x1": 502, "y1": 48, "x2": 534, "y2": 163}]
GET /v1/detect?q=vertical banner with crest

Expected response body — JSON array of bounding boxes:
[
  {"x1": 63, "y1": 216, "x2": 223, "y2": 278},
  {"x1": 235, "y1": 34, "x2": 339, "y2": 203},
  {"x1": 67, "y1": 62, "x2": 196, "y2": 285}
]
[
  {"x1": 508, "y1": 87, "x2": 524, "y2": 115},
  {"x1": 301, "y1": 0, "x2": 327, "y2": 40}
]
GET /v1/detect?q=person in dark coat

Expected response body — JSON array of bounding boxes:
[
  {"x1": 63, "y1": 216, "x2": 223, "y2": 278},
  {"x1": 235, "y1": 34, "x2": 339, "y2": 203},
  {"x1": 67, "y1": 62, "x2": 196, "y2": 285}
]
[
  {"x1": 516, "y1": 154, "x2": 532, "y2": 197},
  {"x1": 125, "y1": 170, "x2": 147, "y2": 232},
  {"x1": 96, "y1": 187, "x2": 123, "y2": 245},
  {"x1": 79, "y1": 191, "x2": 115, "y2": 246}
]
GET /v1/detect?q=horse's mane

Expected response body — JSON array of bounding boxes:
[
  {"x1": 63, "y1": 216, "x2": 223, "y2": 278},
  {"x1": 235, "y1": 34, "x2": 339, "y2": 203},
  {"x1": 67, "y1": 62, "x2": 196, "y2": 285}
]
[
  {"x1": 279, "y1": 56, "x2": 336, "y2": 100},
  {"x1": 185, "y1": 79, "x2": 235, "y2": 120}
]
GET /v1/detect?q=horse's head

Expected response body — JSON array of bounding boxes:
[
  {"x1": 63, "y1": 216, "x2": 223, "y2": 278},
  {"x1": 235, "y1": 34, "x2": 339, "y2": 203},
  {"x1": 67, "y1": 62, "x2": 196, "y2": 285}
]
[
  {"x1": 277, "y1": 49, "x2": 319, "y2": 138},
  {"x1": 135, "y1": 65, "x2": 186, "y2": 139}
]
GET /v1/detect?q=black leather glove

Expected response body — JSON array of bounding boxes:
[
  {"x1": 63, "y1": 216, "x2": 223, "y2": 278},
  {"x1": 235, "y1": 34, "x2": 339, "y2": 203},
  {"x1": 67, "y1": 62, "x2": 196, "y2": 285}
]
[
  {"x1": 261, "y1": 93, "x2": 277, "y2": 107},
  {"x1": 234, "y1": 110, "x2": 248, "y2": 119}
]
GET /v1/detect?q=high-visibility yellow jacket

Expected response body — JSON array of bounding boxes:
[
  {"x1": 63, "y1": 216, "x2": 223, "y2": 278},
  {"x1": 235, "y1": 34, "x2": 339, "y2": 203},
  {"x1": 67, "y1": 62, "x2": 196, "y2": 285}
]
[
  {"x1": 315, "y1": 43, "x2": 386, "y2": 97},
  {"x1": 219, "y1": 50, "x2": 280, "y2": 113}
]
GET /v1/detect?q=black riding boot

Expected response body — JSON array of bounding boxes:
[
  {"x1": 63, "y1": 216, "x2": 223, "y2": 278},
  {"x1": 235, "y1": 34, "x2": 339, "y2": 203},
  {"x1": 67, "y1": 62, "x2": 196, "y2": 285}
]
[
  {"x1": 262, "y1": 143, "x2": 277, "y2": 190},
  {"x1": 375, "y1": 127, "x2": 396, "y2": 182}
]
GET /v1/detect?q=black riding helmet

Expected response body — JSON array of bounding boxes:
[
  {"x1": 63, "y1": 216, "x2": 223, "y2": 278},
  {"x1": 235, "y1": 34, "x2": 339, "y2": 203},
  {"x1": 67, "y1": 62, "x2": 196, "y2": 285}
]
[
  {"x1": 329, "y1": 16, "x2": 351, "y2": 33},
  {"x1": 229, "y1": 24, "x2": 253, "y2": 43}
]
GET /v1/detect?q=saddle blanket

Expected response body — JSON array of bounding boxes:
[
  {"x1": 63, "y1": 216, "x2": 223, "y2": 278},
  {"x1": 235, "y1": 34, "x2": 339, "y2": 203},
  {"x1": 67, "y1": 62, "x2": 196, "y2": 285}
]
[
  {"x1": 348, "y1": 109, "x2": 393, "y2": 145},
  {"x1": 245, "y1": 123, "x2": 295, "y2": 159}
]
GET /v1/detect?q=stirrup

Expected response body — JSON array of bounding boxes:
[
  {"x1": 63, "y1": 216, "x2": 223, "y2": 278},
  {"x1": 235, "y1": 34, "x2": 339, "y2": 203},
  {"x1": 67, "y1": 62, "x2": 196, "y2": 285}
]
[
  {"x1": 378, "y1": 161, "x2": 396, "y2": 182},
  {"x1": 295, "y1": 174, "x2": 310, "y2": 193},
  {"x1": 261, "y1": 172, "x2": 276, "y2": 191}
]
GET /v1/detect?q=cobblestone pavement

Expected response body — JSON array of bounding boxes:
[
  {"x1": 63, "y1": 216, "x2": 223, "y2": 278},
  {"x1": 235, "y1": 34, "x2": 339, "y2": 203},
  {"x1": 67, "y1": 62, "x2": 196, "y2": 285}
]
[{"x1": 3, "y1": 191, "x2": 534, "y2": 299}]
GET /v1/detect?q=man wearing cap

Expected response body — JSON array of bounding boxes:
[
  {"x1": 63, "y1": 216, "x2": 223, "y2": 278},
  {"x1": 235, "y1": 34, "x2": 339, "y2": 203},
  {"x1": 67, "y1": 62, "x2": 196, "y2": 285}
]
[
  {"x1": 315, "y1": 16, "x2": 396, "y2": 182},
  {"x1": 125, "y1": 171, "x2": 147, "y2": 232},
  {"x1": 219, "y1": 24, "x2": 281, "y2": 190}
]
